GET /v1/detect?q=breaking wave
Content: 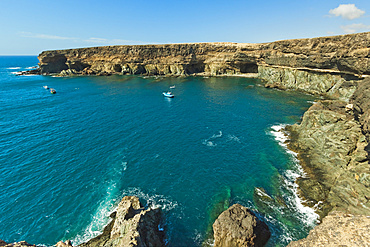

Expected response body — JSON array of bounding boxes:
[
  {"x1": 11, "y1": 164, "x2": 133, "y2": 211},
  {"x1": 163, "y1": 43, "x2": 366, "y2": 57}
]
[{"x1": 268, "y1": 124, "x2": 319, "y2": 243}]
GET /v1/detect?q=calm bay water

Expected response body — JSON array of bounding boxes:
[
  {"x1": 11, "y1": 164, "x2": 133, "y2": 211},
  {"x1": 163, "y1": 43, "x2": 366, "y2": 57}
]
[{"x1": 0, "y1": 56, "x2": 318, "y2": 246}]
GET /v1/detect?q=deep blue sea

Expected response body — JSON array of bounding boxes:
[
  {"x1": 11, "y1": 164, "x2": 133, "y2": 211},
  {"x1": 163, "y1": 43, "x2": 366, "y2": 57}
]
[{"x1": 0, "y1": 56, "x2": 319, "y2": 246}]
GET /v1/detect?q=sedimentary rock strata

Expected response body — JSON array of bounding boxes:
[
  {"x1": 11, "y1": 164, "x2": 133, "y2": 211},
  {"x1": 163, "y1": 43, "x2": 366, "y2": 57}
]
[
  {"x1": 212, "y1": 204, "x2": 270, "y2": 247},
  {"x1": 33, "y1": 32, "x2": 370, "y2": 103}
]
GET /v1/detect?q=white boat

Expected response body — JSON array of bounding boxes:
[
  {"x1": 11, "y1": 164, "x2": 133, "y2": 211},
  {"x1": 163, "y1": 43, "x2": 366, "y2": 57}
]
[
  {"x1": 43, "y1": 85, "x2": 49, "y2": 89},
  {"x1": 170, "y1": 85, "x2": 175, "y2": 89},
  {"x1": 163, "y1": 92, "x2": 174, "y2": 98}
]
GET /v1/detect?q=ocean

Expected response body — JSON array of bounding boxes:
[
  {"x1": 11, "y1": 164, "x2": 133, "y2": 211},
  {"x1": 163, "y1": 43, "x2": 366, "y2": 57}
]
[{"x1": 0, "y1": 56, "x2": 318, "y2": 246}]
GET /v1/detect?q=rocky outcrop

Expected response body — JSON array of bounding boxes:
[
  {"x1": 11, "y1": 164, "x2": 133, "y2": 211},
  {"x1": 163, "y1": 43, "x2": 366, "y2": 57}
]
[
  {"x1": 285, "y1": 78, "x2": 370, "y2": 220},
  {"x1": 212, "y1": 204, "x2": 270, "y2": 247},
  {"x1": 77, "y1": 196, "x2": 165, "y2": 247},
  {"x1": 0, "y1": 240, "x2": 36, "y2": 247},
  {"x1": 287, "y1": 211, "x2": 370, "y2": 247}
]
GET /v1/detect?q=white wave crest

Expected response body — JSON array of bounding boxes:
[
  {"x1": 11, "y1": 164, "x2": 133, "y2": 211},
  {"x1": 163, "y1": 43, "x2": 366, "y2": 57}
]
[
  {"x1": 269, "y1": 124, "x2": 298, "y2": 158},
  {"x1": 120, "y1": 187, "x2": 179, "y2": 212},
  {"x1": 71, "y1": 182, "x2": 120, "y2": 245},
  {"x1": 202, "y1": 131, "x2": 222, "y2": 147},
  {"x1": 227, "y1": 134, "x2": 241, "y2": 143},
  {"x1": 269, "y1": 124, "x2": 319, "y2": 230},
  {"x1": 11, "y1": 71, "x2": 23, "y2": 75},
  {"x1": 7, "y1": 67, "x2": 21, "y2": 69}
]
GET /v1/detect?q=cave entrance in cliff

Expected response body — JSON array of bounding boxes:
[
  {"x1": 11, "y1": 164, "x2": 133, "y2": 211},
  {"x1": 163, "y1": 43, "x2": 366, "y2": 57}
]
[{"x1": 239, "y1": 63, "x2": 258, "y2": 73}]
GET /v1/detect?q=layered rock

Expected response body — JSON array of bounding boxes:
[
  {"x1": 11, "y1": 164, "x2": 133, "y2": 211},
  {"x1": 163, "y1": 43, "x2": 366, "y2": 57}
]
[
  {"x1": 35, "y1": 32, "x2": 370, "y2": 81},
  {"x1": 287, "y1": 211, "x2": 370, "y2": 247},
  {"x1": 212, "y1": 204, "x2": 270, "y2": 247}
]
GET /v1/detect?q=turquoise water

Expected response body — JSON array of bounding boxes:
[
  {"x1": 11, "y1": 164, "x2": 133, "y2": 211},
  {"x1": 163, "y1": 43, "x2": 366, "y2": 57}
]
[{"x1": 0, "y1": 56, "x2": 318, "y2": 246}]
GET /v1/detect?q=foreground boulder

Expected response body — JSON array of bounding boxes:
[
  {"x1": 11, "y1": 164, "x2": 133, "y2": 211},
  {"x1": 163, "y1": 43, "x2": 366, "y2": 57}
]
[
  {"x1": 76, "y1": 196, "x2": 165, "y2": 247},
  {"x1": 287, "y1": 211, "x2": 370, "y2": 246},
  {"x1": 213, "y1": 204, "x2": 270, "y2": 247}
]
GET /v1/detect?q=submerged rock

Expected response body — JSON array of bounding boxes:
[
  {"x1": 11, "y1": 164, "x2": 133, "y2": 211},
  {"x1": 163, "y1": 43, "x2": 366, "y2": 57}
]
[
  {"x1": 287, "y1": 211, "x2": 370, "y2": 247},
  {"x1": 213, "y1": 204, "x2": 270, "y2": 247}
]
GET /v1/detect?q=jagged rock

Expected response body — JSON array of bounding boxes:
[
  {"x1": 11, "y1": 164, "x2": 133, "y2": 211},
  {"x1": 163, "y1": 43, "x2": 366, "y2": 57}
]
[
  {"x1": 0, "y1": 241, "x2": 36, "y2": 247},
  {"x1": 79, "y1": 196, "x2": 165, "y2": 247},
  {"x1": 287, "y1": 211, "x2": 370, "y2": 247},
  {"x1": 351, "y1": 77, "x2": 370, "y2": 143},
  {"x1": 56, "y1": 240, "x2": 73, "y2": 247},
  {"x1": 286, "y1": 98, "x2": 370, "y2": 218},
  {"x1": 213, "y1": 204, "x2": 270, "y2": 247}
]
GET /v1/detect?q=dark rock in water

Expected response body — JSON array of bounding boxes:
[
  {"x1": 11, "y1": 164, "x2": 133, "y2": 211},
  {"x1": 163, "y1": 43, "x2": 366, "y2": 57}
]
[
  {"x1": 287, "y1": 211, "x2": 370, "y2": 246},
  {"x1": 213, "y1": 204, "x2": 270, "y2": 247},
  {"x1": 78, "y1": 196, "x2": 165, "y2": 247}
]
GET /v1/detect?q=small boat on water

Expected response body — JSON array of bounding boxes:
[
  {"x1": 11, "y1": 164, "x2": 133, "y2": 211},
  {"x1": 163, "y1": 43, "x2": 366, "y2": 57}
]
[
  {"x1": 163, "y1": 92, "x2": 174, "y2": 98},
  {"x1": 170, "y1": 85, "x2": 175, "y2": 89},
  {"x1": 43, "y1": 85, "x2": 49, "y2": 89},
  {"x1": 50, "y1": 88, "x2": 56, "y2": 94}
]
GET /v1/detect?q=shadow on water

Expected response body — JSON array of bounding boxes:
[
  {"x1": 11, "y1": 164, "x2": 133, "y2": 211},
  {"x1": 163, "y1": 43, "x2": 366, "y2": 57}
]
[{"x1": 202, "y1": 187, "x2": 231, "y2": 246}]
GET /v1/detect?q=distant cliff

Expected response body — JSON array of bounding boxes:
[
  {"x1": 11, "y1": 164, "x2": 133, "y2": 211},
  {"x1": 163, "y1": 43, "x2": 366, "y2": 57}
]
[{"x1": 37, "y1": 32, "x2": 370, "y2": 77}]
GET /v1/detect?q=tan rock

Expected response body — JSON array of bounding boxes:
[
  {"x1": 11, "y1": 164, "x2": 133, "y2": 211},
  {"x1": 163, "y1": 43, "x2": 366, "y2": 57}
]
[
  {"x1": 213, "y1": 204, "x2": 270, "y2": 247},
  {"x1": 287, "y1": 211, "x2": 370, "y2": 247}
]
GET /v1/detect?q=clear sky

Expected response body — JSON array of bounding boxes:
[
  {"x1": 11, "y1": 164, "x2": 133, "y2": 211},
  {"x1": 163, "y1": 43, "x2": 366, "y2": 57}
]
[{"x1": 1, "y1": 0, "x2": 370, "y2": 55}]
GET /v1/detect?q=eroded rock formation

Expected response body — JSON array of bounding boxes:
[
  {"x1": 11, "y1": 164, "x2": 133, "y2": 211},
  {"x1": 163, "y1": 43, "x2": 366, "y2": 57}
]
[
  {"x1": 212, "y1": 204, "x2": 270, "y2": 247},
  {"x1": 67, "y1": 196, "x2": 165, "y2": 247}
]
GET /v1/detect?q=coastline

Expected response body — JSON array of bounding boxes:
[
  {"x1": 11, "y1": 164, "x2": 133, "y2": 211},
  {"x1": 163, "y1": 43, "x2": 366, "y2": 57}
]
[{"x1": 7, "y1": 32, "x2": 370, "y2": 246}]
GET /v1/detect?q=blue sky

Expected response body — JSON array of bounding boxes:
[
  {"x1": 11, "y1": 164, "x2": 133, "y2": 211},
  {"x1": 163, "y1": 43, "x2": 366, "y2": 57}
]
[{"x1": 1, "y1": 0, "x2": 370, "y2": 55}]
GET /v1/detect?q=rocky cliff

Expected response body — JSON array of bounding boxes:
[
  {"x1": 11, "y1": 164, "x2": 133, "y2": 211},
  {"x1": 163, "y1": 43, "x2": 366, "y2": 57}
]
[
  {"x1": 34, "y1": 32, "x2": 370, "y2": 100},
  {"x1": 285, "y1": 78, "x2": 370, "y2": 218}
]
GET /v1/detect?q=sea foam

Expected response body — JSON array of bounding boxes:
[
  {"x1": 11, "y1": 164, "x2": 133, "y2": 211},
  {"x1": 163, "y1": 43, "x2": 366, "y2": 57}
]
[{"x1": 269, "y1": 124, "x2": 319, "y2": 242}]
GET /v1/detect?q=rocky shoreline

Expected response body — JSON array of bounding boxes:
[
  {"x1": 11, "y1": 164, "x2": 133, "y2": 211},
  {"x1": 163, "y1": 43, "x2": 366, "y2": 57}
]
[{"x1": 7, "y1": 32, "x2": 370, "y2": 246}]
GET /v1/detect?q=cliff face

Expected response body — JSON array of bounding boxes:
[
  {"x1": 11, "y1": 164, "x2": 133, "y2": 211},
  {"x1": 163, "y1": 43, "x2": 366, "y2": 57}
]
[
  {"x1": 36, "y1": 32, "x2": 370, "y2": 100},
  {"x1": 37, "y1": 32, "x2": 370, "y2": 79}
]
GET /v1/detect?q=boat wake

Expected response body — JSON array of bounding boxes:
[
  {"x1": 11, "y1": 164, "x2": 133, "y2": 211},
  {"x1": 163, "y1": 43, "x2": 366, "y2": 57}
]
[{"x1": 202, "y1": 131, "x2": 223, "y2": 147}]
